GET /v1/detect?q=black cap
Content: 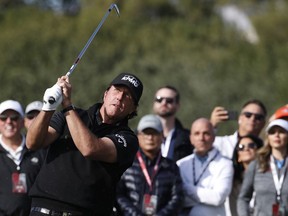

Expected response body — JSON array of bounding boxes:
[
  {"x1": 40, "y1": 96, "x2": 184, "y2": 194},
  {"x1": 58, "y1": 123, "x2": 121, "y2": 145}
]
[{"x1": 110, "y1": 73, "x2": 143, "y2": 105}]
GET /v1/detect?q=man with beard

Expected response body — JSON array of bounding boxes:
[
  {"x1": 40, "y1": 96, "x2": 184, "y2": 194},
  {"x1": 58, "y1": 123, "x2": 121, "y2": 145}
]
[{"x1": 153, "y1": 86, "x2": 192, "y2": 162}]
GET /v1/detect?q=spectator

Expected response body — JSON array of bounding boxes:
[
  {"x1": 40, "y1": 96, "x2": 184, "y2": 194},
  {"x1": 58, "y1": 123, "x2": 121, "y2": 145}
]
[
  {"x1": 116, "y1": 114, "x2": 183, "y2": 215},
  {"x1": 229, "y1": 134, "x2": 263, "y2": 216},
  {"x1": 153, "y1": 85, "x2": 192, "y2": 162},
  {"x1": 237, "y1": 119, "x2": 288, "y2": 216},
  {"x1": 269, "y1": 105, "x2": 288, "y2": 122},
  {"x1": 0, "y1": 100, "x2": 44, "y2": 216},
  {"x1": 24, "y1": 101, "x2": 43, "y2": 130},
  {"x1": 210, "y1": 99, "x2": 267, "y2": 159},
  {"x1": 177, "y1": 118, "x2": 233, "y2": 216},
  {"x1": 26, "y1": 72, "x2": 143, "y2": 215}
]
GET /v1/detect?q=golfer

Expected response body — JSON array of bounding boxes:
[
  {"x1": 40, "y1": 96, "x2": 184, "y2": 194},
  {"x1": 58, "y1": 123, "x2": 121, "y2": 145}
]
[{"x1": 26, "y1": 72, "x2": 143, "y2": 216}]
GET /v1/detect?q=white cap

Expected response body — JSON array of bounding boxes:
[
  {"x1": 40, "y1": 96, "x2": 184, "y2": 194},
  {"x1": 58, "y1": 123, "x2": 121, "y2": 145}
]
[
  {"x1": 137, "y1": 114, "x2": 163, "y2": 133},
  {"x1": 25, "y1": 101, "x2": 43, "y2": 114},
  {"x1": 266, "y1": 119, "x2": 288, "y2": 133},
  {"x1": 0, "y1": 100, "x2": 24, "y2": 118}
]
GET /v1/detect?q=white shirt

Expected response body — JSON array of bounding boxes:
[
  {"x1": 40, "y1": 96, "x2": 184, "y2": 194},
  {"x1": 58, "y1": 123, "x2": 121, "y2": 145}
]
[
  {"x1": 177, "y1": 148, "x2": 234, "y2": 216},
  {"x1": 213, "y1": 131, "x2": 238, "y2": 159},
  {"x1": 0, "y1": 134, "x2": 26, "y2": 167}
]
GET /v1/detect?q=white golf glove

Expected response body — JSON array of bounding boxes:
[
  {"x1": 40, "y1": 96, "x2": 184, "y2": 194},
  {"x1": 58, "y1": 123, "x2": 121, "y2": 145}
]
[{"x1": 42, "y1": 84, "x2": 63, "y2": 111}]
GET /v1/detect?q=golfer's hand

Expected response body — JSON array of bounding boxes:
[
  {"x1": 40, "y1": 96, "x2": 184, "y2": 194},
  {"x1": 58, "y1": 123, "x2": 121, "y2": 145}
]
[
  {"x1": 57, "y1": 76, "x2": 72, "y2": 108},
  {"x1": 42, "y1": 84, "x2": 63, "y2": 111}
]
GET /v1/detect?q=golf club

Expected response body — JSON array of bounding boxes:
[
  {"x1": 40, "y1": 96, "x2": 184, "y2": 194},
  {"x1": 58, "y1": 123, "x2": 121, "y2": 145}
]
[{"x1": 48, "y1": 3, "x2": 120, "y2": 104}]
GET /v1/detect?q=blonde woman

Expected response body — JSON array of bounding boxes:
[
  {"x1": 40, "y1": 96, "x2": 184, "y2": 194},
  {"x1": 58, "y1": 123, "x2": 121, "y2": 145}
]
[{"x1": 237, "y1": 119, "x2": 288, "y2": 216}]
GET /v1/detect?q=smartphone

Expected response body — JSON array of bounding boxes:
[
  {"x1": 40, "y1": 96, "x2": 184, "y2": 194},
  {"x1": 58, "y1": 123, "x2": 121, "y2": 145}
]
[{"x1": 228, "y1": 110, "x2": 238, "y2": 120}]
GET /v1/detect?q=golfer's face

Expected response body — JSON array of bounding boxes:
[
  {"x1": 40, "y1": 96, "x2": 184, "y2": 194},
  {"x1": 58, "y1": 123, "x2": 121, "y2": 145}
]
[{"x1": 103, "y1": 85, "x2": 136, "y2": 119}]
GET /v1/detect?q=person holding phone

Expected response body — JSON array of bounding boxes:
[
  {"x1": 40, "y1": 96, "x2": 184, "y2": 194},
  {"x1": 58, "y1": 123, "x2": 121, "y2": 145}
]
[{"x1": 210, "y1": 99, "x2": 266, "y2": 159}]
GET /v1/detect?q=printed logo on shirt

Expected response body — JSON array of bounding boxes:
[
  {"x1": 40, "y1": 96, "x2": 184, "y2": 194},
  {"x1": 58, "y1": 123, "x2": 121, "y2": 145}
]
[{"x1": 115, "y1": 134, "x2": 127, "y2": 147}]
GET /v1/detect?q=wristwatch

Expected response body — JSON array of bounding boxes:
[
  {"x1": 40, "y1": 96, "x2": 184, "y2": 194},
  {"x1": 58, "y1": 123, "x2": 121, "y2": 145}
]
[{"x1": 61, "y1": 104, "x2": 75, "y2": 114}]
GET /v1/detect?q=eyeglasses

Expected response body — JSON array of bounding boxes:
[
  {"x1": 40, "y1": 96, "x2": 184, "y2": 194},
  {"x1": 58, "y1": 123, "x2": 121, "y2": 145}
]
[
  {"x1": 26, "y1": 113, "x2": 39, "y2": 120},
  {"x1": 242, "y1": 112, "x2": 265, "y2": 121},
  {"x1": 237, "y1": 143, "x2": 257, "y2": 151},
  {"x1": 0, "y1": 114, "x2": 20, "y2": 122},
  {"x1": 154, "y1": 96, "x2": 175, "y2": 104}
]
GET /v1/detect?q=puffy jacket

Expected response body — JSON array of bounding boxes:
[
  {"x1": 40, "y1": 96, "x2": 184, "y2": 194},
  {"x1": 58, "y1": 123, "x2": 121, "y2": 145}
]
[{"x1": 116, "y1": 151, "x2": 183, "y2": 216}]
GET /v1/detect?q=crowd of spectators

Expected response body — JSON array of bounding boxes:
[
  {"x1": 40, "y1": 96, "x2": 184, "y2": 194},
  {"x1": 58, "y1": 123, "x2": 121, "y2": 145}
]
[{"x1": 0, "y1": 82, "x2": 288, "y2": 216}]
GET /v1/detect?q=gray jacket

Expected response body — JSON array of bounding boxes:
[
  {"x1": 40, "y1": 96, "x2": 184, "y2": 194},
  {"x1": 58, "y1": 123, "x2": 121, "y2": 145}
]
[{"x1": 237, "y1": 159, "x2": 288, "y2": 216}]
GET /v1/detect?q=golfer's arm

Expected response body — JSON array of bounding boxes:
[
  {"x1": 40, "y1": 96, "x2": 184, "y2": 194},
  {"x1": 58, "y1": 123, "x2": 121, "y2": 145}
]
[
  {"x1": 64, "y1": 110, "x2": 117, "y2": 163},
  {"x1": 26, "y1": 111, "x2": 58, "y2": 150}
]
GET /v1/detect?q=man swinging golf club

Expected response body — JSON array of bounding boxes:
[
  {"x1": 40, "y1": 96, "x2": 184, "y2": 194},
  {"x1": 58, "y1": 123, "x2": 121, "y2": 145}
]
[{"x1": 27, "y1": 72, "x2": 143, "y2": 215}]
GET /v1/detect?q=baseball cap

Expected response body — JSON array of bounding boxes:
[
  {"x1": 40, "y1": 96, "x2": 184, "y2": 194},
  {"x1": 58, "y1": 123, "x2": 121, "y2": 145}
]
[
  {"x1": 25, "y1": 101, "x2": 43, "y2": 114},
  {"x1": 137, "y1": 114, "x2": 163, "y2": 133},
  {"x1": 274, "y1": 105, "x2": 288, "y2": 119},
  {"x1": 110, "y1": 73, "x2": 143, "y2": 105},
  {"x1": 266, "y1": 119, "x2": 288, "y2": 133},
  {"x1": 0, "y1": 100, "x2": 24, "y2": 118}
]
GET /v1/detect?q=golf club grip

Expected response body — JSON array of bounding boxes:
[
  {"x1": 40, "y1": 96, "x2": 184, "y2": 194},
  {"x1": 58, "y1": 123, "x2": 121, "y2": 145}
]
[{"x1": 48, "y1": 97, "x2": 56, "y2": 104}]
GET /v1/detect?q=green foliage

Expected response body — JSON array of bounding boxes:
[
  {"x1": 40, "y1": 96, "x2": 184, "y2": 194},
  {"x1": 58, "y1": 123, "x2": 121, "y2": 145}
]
[{"x1": 0, "y1": 0, "x2": 288, "y2": 133}]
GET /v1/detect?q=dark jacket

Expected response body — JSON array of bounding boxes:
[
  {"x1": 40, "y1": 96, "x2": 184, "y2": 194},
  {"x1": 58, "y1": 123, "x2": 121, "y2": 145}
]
[
  {"x1": 116, "y1": 150, "x2": 183, "y2": 216},
  {"x1": 172, "y1": 119, "x2": 193, "y2": 162},
  {"x1": 0, "y1": 143, "x2": 45, "y2": 216}
]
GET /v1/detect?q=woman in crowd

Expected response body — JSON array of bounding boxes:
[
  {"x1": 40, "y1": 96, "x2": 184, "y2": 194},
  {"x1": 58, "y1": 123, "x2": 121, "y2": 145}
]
[
  {"x1": 237, "y1": 119, "x2": 288, "y2": 216},
  {"x1": 229, "y1": 134, "x2": 263, "y2": 216}
]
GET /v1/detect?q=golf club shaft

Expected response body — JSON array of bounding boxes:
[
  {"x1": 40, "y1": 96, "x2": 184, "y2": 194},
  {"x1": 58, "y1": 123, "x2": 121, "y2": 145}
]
[
  {"x1": 66, "y1": 3, "x2": 120, "y2": 77},
  {"x1": 48, "y1": 3, "x2": 120, "y2": 104}
]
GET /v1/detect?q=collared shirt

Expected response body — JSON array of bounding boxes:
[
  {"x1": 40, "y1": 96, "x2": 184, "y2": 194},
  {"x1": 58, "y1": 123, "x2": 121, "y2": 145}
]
[
  {"x1": 0, "y1": 134, "x2": 25, "y2": 166},
  {"x1": 161, "y1": 128, "x2": 175, "y2": 159}
]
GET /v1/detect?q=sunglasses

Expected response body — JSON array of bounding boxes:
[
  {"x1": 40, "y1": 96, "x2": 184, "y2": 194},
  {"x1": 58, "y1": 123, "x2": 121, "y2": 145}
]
[
  {"x1": 0, "y1": 114, "x2": 21, "y2": 122},
  {"x1": 242, "y1": 112, "x2": 265, "y2": 121},
  {"x1": 154, "y1": 96, "x2": 175, "y2": 104},
  {"x1": 237, "y1": 143, "x2": 257, "y2": 151},
  {"x1": 26, "y1": 113, "x2": 39, "y2": 120}
]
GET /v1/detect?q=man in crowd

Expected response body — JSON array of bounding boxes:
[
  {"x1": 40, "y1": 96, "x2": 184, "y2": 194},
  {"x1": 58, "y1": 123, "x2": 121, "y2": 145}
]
[
  {"x1": 153, "y1": 85, "x2": 192, "y2": 162},
  {"x1": 116, "y1": 114, "x2": 183, "y2": 215},
  {"x1": 210, "y1": 99, "x2": 266, "y2": 159},
  {"x1": 24, "y1": 100, "x2": 43, "y2": 130},
  {"x1": 26, "y1": 72, "x2": 143, "y2": 215},
  {"x1": 0, "y1": 100, "x2": 44, "y2": 216},
  {"x1": 177, "y1": 118, "x2": 233, "y2": 216}
]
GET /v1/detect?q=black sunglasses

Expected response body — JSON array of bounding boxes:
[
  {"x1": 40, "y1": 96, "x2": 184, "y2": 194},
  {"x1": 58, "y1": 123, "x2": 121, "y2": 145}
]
[
  {"x1": 0, "y1": 114, "x2": 20, "y2": 122},
  {"x1": 154, "y1": 96, "x2": 175, "y2": 104},
  {"x1": 26, "y1": 113, "x2": 39, "y2": 120},
  {"x1": 242, "y1": 112, "x2": 265, "y2": 121},
  {"x1": 237, "y1": 143, "x2": 257, "y2": 151}
]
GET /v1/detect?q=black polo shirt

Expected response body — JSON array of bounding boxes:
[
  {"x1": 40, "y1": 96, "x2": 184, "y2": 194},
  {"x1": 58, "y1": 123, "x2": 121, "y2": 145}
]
[{"x1": 29, "y1": 103, "x2": 139, "y2": 214}]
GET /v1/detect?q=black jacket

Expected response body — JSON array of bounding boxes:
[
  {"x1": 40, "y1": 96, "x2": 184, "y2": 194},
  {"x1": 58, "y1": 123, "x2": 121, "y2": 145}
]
[
  {"x1": 171, "y1": 119, "x2": 193, "y2": 162},
  {"x1": 0, "y1": 143, "x2": 45, "y2": 216},
  {"x1": 116, "y1": 150, "x2": 183, "y2": 216}
]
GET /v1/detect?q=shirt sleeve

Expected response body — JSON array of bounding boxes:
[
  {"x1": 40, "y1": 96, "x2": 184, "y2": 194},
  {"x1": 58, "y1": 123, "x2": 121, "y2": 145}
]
[
  {"x1": 49, "y1": 111, "x2": 66, "y2": 134},
  {"x1": 106, "y1": 130, "x2": 139, "y2": 167}
]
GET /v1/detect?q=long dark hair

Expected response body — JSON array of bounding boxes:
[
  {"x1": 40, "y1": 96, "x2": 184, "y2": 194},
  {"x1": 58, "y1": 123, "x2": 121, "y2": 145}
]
[{"x1": 232, "y1": 134, "x2": 263, "y2": 182}]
